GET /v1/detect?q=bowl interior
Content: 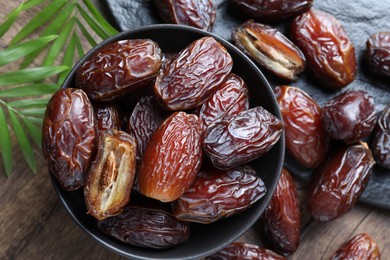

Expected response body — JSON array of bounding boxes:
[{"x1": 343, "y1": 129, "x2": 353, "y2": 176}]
[{"x1": 51, "y1": 24, "x2": 285, "y2": 260}]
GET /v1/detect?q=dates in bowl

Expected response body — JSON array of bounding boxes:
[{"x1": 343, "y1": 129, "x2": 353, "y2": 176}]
[{"x1": 45, "y1": 25, "x2": 284, "y2": 260}]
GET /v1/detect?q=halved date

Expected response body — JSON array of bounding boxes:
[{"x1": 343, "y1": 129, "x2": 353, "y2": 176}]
[
  {"x1": 203, "y1": 106, "x2": 283, "y2": 169},
  {"x1": 94, "y1": 104, "x2": 120, "y2": 131},
  {"x1": 42, "y1": 88, "x2": 96, "y2": 190},
  {"x1": 366, "y1": 32, "x2": 390, "y2": 78},
  {"x1": 371, "y1": 104, "x2": 390, "y2": 169},
  {"x1": 307, "y1": 142, "x2": 375, "y2": 221},
  {"x1": 138, "y1": 112, "x2": 204, "y2": 202},
  {"x1": 291, "y1": 9, "x2": 356, "y2": 88},
  {"x1": 76, "y1": 39, "x2": 162, "y2": 102},
  {"x1": 330, "y1": 233, "x2": 380, "y2": 260},
  {"x1": 233, "y1": 20, "x2": 306, "y2": 81},
  {"x1": 98, "y1": 206, "x2": 190, "y2": 249},
  {"x1": 154, "y1": 36, "x2": 233, "y2": 111},
  {"x1": 84, "y1": 129, "x2": 137, "y2": 221},
  {"x1": 172, "y1": 165, "x2": 266, "y2": 224}
]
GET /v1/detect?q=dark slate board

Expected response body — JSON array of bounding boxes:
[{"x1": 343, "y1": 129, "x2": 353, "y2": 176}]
[{"x1": 103, "y1": 0, "x2": 390, "y2": 209}]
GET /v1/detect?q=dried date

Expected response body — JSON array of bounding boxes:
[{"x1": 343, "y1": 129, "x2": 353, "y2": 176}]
[
  {"x1": 203, "y1": 106, "x2": 283, "y2": 170},
  {"x1": 42, "y1": 88, "x2": 96, "y2": 190},
  {"x1": 291, "y1": 9, "x2": 356, "y2": 88},
  {"x1": 153, "y1": 0, "x2": 216, "y2": 31},
  {"x1": 84, "y1": 129, "x2": 137, "y2": 220},
  {"x1": 366, "y1": 32, "x2": 390, "y2": 78},
  {"x1": 371, "y1": 104, "x2": 390, "y2": 169},
  {"x1": 275, "y1": 85, "x2": 328, "y2": 168},
  {"x1": 138, "y1": 112, "x2": 204, "y2": 202},
  {"x1": 330, "y1": 233, "x2": 380, "y2": 260},
  {"x1": 154, "y1": 36, "x2": 233, "y2": 111},
  {"x1": 172, "y1": 165, "x2": 266, "y2": 224},
  {"x1": 76, "y1": 39, "x2": 162, "y2": 102},
  {"x1": 94, "y1": 104, "x2": 120, "y2": 131},
  {"x1": 321, "y1": 90, "x2": 377, "y2": 144},
  {"x1": 307, "y1": 142, "x2": 375, "y2": 221},
  {"x1": 263, "y1": 168, "x2": 300, "y2": 255},
  {"x1": 98, "y1": 206, "x2": 190, "y2": 249},
  {"x1": 233, "y1": 20, "x2": 306, "y2": 81}
]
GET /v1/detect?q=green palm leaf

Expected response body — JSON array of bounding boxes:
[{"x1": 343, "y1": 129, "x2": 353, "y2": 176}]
[
  {"x1": 0, "y1": 107, "x2": 12, "y2": 176},
  {"x1": 0, "y1": 66, "x2": 68, "y2": 86}
]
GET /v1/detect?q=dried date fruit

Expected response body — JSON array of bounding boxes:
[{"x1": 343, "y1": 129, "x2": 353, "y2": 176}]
[
  {"x1": 371, "y1": 104, "x2": 390, "y2": 169},
  {"x1": 153, "y1": 0, "x2": 216, "y2": 31},
  {"x1": 42, "y1": 88, "x2": 96, "y2": 191},
  {"x1": 84, "y1": 129, "x2": 137, "y2": 220},
  {"x1": 231, "y1": 0, "x2": 312, "y2": 22},
  {"x1": 205, "y1": 242, "x2": 286, "y2": 260},
  {"x1": 233, "y1": 20, "x2": 306, "y2": 81},
  {"x1": 321, "y1": 90, "x2": 377, "y2": 144},
  {"x1": 366, "y1": 32, "x2": 390, "y2": 78},
  {"x1": 138, "y1": 112, "x2": 204, "y2": 202},
  {"x1": 203, "y1": 106, "x2": 283, "y2": 170},
  {"x1": 275, "y1": 86, "x2": 328, "y2": 168},
  {"x1": 291, "y1": 9, "x2": 356, "y2": 88},
  {"x1": 263, "y1": 168, "x2": 300, "y2": 255},
  {"x1": 172, "y1": 165, "x2": 266, "y2": 224},
  {"x1": 76, "y1": 39, "x2": 162, "y2": 102},
  {"x1": 98, "y1": 206, "x2": 190, "y2": 249},
  {"x1": 307, "y1": 142, "x2": 375, "y2": 221},
  {"x1": 154, "y1": 36, "x2": 233, "y2": 111},
  {"x1": 94, "y1": 104, "x2": 120, "y2": 131},
  {"x1": 198, "y1": 73, "x2": 249, "y2": 127},
  {"x1": 330, "y1": 233, "x2": 380, "y2": 260}
]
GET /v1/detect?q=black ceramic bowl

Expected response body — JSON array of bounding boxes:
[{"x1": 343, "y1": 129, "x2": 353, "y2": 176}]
[{"x1": 50, "y1": 24, "x2": 285, "y2": 260}]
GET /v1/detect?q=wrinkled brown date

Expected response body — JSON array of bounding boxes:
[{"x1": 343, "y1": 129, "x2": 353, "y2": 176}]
[
  {"x1": 233, "y1": 20, "x2": 306, "y2": 81},
  {"x1": 84, "y1": 129, "x2": 137, "y2": 220},
  {"x1": 198, "y1": 73, "x2": 249, "y2": 127},
  {"x1": 153, "y1": 0, "x2": 216, "y2": 31},
  {"x1": 203, "y1": 106, "x2": 283, "y2": 169},
  {"x1": 98, "y1": 206, "x2": 190, "y2": 249},
  {"x1": 371, "y1": 104, "x2": 390, "y2": 169},
  {"x1": 275, "y1": 85, "x2": 328, "y2": 168},
  {"x1": 94, "y1": 104, "x2": 120, "y2": 131},
  {"x1": 138, "y1": 112, "x2": 204, "y2": 202},
  {"x1": 330, "y1": 233, "x2": 380, "y2": 260},
  {"x1": 366, "y1": 32, "x2": 390, "y2": 78},
  {"x1": 321, "y1": 90, "x2": 377, "y2": 144},
  {"x1": 263, "y1": 168, "x2": 300, "y2": 255},
  {"x1": 154, "y1": 36, "x2": 233, "y2": 111},
  {"x1": 205, "y1": 242, "x2": 286, "y2": 260},
  {"x1": 307, "y1": 142, "x2": 375, "y2": 222},
  {"x1": 42, "y1": 88, "x2": 96, "y2": 191},
  {"x1": 127, "y1": 95, "x2": 165, "y2": 162},
  {"x1": 291, "y1": 9, "x2": 356, "y2": 88},
  {"x1": 76, "y1": 39, "x2": 162, "y2": 102},
  {"x1": 231, "y1": 0, "x2": 312, "y2": 22},
  {"x1": 172, "y1": 165, "x2": 266, "y2": 224}
]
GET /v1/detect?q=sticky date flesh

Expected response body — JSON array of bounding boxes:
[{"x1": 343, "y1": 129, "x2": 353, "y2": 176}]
[
  {"x1": 330, "y1": 233, "x2": 380, "y2": 260},
  {"x1": 366, "y1": 32, "x2": 390, "y2": 78},
  {"x1": 98, "y1": 206, "x2": 190, "y2": 249},
  {"x1": 371, "y1": 105, "x2": 390, "y2": 169},
  {"x1": 42, "y1": 88, "x2": 96, "y2": 190}
]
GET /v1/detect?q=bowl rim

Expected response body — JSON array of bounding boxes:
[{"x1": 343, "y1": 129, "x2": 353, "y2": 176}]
[{"x1": 52, "y1": 23, "x2": 285, "y2": 260}]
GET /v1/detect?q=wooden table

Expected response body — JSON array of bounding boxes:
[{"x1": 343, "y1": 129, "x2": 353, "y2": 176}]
[{"x1": 0, "y1": 2, "x2": 389, "y2": 259}]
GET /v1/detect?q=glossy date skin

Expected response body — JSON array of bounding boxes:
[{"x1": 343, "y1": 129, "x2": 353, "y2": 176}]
[
  {"x1": 307, "y1": 142, "x2": 375, "y2": 222},
  {"x1": 231, "y1": 0, "x2": 313, "y2": 22},
  {"x1": 42, "y1": 88, "x2": 96, "y2": 190},
  {"x1": 172, "y1": 165, "x2": 266, "y2": 224},
  {"x1": 233, "y1": 20, "x2": 306, "y2": 81},
  {"x1": 154, "y1": 36, "x2": 233, "y2": 111},
  {"x1": 153, "y1": 0, "x2": 216, "y2": 31},
  {"x1": 366, "y1": 32, "x2": 390, "y2": 78},
  {"x1": 76, "y1": 39, "x2": 162, "y2": 102},
  {"x1": 291, "y1": 9, "x2": 356, "y2": 88},
  {"x1": 275, "y1": 86, "x2": 328, "y2": 168},
  {"x1": 321, "y1": 90, "x2": 377, "y2": 144},
  {"x1": 371, "y1": 105, "x2": 390, "y2": 169},
  {"x1": 98, "y1": 206, "x2": 190, "y2": 249},
  {"x1": 206, "y1": 242, "x2": 286, "y2": 260},
  {"x1": 203, "y1": 106, "x2": 283, "y2": 170},
  {"x1": 198, "y1": 73, "x2": 249, "y2": 127},
  {"x1": 330, "y1": 233, "x2": 380, "y2": 260},
  {"x1": 263, "y1": 168, "x2": 300, "y2": 255},
  {"x1": 94, "y1": 104, "x2": 120, "y2": 131},
  {"x1": 138, "y1": 112, "x2": 204, "y2": 202}
]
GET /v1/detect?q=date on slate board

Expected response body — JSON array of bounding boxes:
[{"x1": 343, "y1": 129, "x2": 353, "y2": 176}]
[{"x1": 103, "y1": 0, "x2": 390, "y2": 209}]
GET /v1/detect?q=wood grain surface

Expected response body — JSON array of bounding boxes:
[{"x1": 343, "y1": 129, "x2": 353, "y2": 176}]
[{"x1": 0, "y1": 1, "x2": 389, "y2": 259}]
